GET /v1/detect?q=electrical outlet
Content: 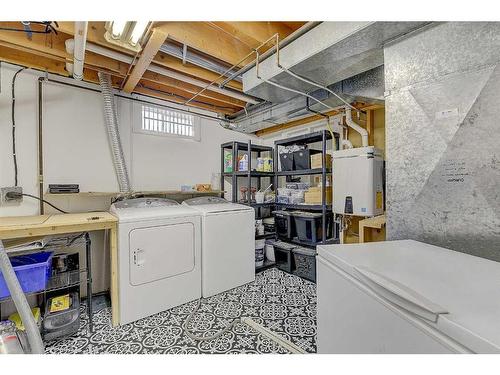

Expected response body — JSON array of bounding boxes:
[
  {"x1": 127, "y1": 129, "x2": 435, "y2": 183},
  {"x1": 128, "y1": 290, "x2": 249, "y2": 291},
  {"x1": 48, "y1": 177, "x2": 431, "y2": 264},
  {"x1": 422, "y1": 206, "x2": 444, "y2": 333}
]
[{"x1": 1, "y1": 186, "x2": 23, "y2": 204}]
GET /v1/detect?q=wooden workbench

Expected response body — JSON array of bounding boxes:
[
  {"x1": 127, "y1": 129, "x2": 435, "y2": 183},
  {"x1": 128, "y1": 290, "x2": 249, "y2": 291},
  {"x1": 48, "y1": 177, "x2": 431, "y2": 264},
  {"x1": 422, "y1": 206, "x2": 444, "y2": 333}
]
[{"x1": 0, "y1": 212, "x2": 120, "y2": 326}]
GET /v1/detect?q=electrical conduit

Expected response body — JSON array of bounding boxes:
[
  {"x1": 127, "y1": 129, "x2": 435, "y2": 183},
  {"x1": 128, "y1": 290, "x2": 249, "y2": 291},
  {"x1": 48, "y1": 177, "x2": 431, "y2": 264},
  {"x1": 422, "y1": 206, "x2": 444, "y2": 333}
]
[
  {"x1": 0, "y1": 240, "x2": 44, "y2": 354},
  {"x1": 98, "y1": 72, "x2": 132, "y2": 193}
]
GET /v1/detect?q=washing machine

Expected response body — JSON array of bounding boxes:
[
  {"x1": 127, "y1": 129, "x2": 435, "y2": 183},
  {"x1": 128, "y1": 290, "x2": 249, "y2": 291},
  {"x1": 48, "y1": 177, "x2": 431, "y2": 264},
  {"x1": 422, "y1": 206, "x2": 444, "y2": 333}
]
[
  {"x1": 110, "y1": 197, "x2": 201, "y2": 325},
  {"x1": 182, "y1": 197, "x2": 255, "y2": 297}
]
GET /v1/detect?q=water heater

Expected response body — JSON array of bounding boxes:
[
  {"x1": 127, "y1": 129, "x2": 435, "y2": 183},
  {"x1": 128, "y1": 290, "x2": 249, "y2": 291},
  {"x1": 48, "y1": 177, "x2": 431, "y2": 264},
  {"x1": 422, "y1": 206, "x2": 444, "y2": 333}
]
[{"x1": 332, "y1": 146, "x2": 384, "y2": 217}]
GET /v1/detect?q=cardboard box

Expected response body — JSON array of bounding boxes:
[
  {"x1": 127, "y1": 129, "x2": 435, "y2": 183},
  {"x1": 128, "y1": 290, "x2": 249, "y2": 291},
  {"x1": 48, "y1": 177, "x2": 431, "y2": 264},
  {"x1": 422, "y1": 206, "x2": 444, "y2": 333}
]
[
  {"x1": 313, "y1": 174, "x2": 332, "y2": 186},
  {"x1": 310, "y1": 153, "x2": 332, "y2": 169},
  {"x1": 196, "y1": 184, "x2": 212, "y2": 192},
  {"x1": 304, "y1": 186, "x2": 332, "y2": 204}
]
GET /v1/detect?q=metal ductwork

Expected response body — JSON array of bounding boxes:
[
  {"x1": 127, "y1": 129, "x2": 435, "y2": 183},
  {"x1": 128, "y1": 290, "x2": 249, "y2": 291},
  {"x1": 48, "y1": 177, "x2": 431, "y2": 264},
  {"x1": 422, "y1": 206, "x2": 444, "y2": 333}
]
[
  {"x1": 243, "y1": 21, "x2": 431, "y2": 103},
  {"x1": 229, "y1": 66, "x2": 385, "y2": 133},
  {"x1": 160, "y1": 42, "x2": 242, "y2": 82},
  {"x1": 98, "y1": 72, "x2": 132, "y2": 193}
]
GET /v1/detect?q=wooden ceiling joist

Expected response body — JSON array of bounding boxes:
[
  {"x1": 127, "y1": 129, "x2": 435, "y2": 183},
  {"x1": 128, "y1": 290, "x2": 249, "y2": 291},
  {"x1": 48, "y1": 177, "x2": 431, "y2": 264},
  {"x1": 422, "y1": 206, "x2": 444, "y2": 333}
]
[
  {"x1": 0, "y1": 21, "x2": 308, "y2": 119},
  {"x1": 133, "y1": 86, "x2": 235, "y2": 115},
  {"x1": 137, "y1": 80, "x2": 239, "y2": 114},
  {"x1": 208, "y1": 22, "x2": 298, "y2": 48},
  {"x1": 141, "y1": 71, "x2": 246, "y2": 108},
  {"x1": 156, "y1": 22, "x2": 254, "y2": 67},
  {"x1": 122, "y1": 27, "x2": 169, "y2": 93},
  {"x1": 154, "y1": 51, "x2": 242, "y2": 91},
  {"x1": 57, "y1": 21, "x2": 243, "y2": 90}
]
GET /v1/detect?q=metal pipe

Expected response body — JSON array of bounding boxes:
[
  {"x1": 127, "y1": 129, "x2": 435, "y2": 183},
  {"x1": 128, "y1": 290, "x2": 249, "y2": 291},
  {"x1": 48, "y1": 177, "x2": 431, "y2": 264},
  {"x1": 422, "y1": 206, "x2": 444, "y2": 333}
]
[
  {"x1": 72, "y1": 22, "x2": 88, "y2": 80},
  {"x1": 219, "y1": 21, "x2": 322, "y2": 88},
  {"x1": 36, "y1": 69, "x2": 233, "y2": 124},
  {"x1": 183, "y1": 33, "x2": 281, "y2": 106},
  {"x1": 38, "y1": 77, "x2": 44, "y2": 214},
  {"x1": 345, "y1": 106, "x2": 368, "y2": 147},
  {"x1": 0, "y1": 240, "x2": 44, "y2": 354},
  {"x1": 84, "y1": 42, "x2": 259, "y2": 105},
  {"x1": 160, "y1": 42, "x2": 242, "y2": 82}
]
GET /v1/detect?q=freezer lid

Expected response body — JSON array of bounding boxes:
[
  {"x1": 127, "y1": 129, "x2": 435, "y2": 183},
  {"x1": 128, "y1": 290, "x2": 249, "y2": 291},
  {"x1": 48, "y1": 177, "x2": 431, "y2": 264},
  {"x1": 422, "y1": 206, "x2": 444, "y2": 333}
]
[{"x1": 317, "y1": 240, "x2": 500, "y2": 353}]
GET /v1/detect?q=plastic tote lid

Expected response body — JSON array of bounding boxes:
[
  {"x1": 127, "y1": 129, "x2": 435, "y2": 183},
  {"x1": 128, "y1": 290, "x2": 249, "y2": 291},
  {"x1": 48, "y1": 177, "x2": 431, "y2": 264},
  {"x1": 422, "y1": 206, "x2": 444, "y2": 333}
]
[{"x1": 293, "y1": 246, "x2": 317, "y2": 256}]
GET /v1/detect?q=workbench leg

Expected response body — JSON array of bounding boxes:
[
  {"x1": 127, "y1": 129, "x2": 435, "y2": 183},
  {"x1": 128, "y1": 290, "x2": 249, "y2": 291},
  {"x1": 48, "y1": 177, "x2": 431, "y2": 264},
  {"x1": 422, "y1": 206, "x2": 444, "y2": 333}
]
[
  {"x1": 85, "y1": 232, "x2": 93, "y2": 333},
  {"x1": 109, "y1": 227, "x2": 119, "y2": 327},
  {"x1": 359, "y1": 224, "x2": 366, "y2": 243}
]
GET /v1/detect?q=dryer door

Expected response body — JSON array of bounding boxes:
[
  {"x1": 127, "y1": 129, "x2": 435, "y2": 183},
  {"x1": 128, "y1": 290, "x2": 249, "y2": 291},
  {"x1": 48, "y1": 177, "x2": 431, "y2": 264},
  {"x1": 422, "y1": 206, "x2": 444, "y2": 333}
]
[{"x1": 129, "y1": 222, "x2": 195, "y2": 286}]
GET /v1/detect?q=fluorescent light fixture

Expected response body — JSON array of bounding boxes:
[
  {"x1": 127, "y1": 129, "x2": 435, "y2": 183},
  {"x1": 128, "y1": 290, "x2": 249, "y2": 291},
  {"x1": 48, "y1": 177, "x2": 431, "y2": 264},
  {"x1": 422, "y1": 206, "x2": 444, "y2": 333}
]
[
  {"x1": 130, "y1": 21, "x2": 149, "y2": 45},
  {"x1": 111, "y1": 20, "x2": 127, "y2": 38},
  {"x1": 105, "y1": 21, "x2": 150, "y2": 52}
]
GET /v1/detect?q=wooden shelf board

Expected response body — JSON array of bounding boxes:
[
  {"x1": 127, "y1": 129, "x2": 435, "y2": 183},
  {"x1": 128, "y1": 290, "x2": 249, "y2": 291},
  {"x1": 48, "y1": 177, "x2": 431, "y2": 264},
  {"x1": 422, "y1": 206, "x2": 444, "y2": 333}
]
[{"x1": 44, "y1": 190, "x2": 225, "y2": 197}]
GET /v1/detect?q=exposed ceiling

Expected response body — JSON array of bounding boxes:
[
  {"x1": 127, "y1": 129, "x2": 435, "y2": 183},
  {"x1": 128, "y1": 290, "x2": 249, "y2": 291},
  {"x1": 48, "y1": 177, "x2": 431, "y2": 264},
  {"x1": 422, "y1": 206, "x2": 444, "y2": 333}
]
[{"x1": 0, "y1": 21, "x2": 306, "y2": 116}]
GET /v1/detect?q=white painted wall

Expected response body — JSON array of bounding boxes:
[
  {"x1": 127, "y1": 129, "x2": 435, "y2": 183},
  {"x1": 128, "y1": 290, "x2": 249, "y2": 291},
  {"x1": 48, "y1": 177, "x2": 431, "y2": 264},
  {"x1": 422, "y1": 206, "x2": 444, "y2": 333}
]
[{"x1": 0, "y1": 62, "x2": 264, "y2": 294}]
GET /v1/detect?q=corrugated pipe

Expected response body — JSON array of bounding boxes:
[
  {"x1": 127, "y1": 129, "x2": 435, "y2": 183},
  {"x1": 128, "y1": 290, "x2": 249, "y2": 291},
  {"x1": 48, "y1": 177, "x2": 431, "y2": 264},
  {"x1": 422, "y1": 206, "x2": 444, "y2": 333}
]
[
  {"x1": 0, "y1": 240, "x2": 45, "y2": 354},
  {"x1": 345, "y1": 106, "x2": 368, "y2": 147},
  {"x1": 97, "y1": 72, "x2": 131, "y2": 193}
]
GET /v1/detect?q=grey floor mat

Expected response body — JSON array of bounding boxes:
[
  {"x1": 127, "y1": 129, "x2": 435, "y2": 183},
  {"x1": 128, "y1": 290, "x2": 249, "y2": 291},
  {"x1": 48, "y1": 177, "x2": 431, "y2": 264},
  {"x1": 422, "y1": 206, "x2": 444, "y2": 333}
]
[{"x1": 45, "y1": 268, "x2": 317, "y2": 354}]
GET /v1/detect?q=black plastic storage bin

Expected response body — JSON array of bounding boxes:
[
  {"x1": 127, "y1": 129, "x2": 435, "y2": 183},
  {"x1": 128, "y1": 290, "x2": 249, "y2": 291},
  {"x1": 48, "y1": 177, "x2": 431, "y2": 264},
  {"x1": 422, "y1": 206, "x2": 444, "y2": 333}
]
[
  {"x1": 274, "y1": 210, "x2": 295, "y2": 240},
  {"x1": 279, "y1": 152, "x2": 294, "y2": 171},
  {"x1": 43, "y1": 292, "x2": 80, "y2": 341},
  {"x1": 293, "y1": 149, "x2": 321, "y2": 170},
  {"x1": 292, "y1": 246, "x2": 317, "y2": 282},
  {"x1": 273, "y1": 241, "x2": 296, "y2": 273},
  {"x1": 293, "y1": 211, "x2": 332, "y2": 244}
]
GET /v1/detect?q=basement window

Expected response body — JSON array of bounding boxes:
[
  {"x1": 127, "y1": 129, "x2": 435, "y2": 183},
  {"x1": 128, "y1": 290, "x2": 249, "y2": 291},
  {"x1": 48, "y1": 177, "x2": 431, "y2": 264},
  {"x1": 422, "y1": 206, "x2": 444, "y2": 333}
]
[{"x1": 136, "y1": 104, "x2": 200, "y2": 140}]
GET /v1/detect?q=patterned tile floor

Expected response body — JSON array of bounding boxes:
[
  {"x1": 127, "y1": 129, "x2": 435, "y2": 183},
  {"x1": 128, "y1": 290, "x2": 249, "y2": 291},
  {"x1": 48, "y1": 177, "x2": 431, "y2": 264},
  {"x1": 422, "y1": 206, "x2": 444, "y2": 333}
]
[{"x1": 45, "y1": 268, "x2": 317, "y2": 354}]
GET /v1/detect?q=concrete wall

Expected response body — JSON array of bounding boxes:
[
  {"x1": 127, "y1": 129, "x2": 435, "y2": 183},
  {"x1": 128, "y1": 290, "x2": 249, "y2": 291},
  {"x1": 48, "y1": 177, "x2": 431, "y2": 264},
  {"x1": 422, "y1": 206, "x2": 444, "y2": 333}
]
[
  {"x1": 384, "y1": 22, "x2": 500, "y2": 261},
  {"x1": 0, "y1": 63, "x2": 260, "y2": 296}
]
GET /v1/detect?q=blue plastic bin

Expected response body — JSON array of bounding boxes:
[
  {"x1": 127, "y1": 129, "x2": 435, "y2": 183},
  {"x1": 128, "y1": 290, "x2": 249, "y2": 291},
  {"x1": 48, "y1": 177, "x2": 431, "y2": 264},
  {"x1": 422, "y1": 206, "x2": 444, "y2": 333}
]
[{"x1": 0, "y1": 251, "x2": 53, "y2": 299}]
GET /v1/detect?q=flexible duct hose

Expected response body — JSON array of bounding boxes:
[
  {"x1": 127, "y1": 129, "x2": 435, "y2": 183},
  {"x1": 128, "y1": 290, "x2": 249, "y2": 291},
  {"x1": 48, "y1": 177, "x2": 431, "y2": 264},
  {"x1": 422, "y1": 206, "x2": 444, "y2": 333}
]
[
  {"x1": 98, "y1": 72, "x2": 131, "y2": 193},
  {"x1": 184, "y1": 299, "x2": 241, "y2": 342},
  {"x1": 183, "y1": 298, "x2": 306, "y2": 353},
  {"x1": 0, "y1": 240, "x2": 44, "y2": 354}
]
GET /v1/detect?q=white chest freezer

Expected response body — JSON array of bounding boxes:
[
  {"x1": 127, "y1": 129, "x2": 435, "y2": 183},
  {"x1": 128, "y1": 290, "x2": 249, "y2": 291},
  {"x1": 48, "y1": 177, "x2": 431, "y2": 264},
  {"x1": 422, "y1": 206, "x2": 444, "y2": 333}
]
[
  {"x1": 332, "y1": 146, "x2": 384, "y2": 216},
  {"x1": 317, "y1": 240, "x2": 500, "y2": 353}
]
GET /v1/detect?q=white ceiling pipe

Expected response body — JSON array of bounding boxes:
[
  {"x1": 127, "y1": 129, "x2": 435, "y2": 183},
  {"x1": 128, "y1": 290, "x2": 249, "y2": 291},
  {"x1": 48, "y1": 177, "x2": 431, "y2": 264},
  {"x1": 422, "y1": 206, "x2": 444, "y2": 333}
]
[
  {"x1": 345, "y1": 106, "x2": 368, "y2": 147},
  {"x1": 85, "y1": 42, "x2": 260, "y2": 105},
  {"x1": 72, "y1": 22, "x2": 88, "y2": 80}
]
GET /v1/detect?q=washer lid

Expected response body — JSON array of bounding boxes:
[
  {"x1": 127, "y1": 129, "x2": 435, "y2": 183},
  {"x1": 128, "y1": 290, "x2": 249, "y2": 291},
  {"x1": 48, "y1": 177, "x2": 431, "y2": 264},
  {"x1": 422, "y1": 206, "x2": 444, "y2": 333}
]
[
  {"x1": 112, "y1": 197, "x2": 178, "y2": 209},
  {"x1": 110, "y1": 197, "x2": 199, "y2": 221}
]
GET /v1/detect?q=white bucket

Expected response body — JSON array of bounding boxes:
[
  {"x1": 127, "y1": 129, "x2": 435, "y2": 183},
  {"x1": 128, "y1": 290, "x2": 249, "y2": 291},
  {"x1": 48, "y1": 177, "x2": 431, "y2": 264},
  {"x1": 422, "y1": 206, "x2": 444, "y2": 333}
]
[{"x1": 265, "y1": 243, "x2": 275, "y2": 262}]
